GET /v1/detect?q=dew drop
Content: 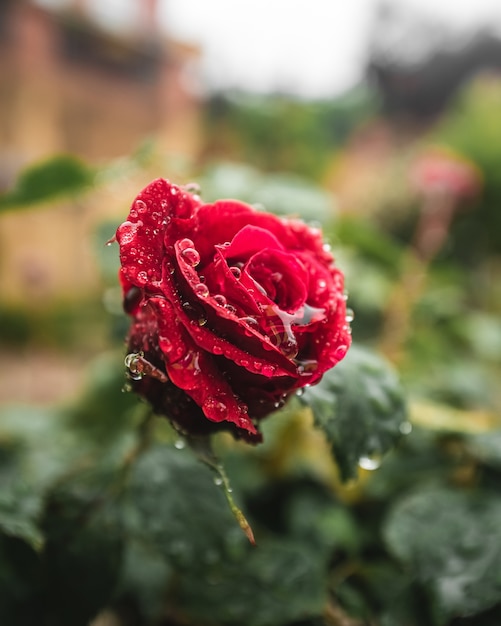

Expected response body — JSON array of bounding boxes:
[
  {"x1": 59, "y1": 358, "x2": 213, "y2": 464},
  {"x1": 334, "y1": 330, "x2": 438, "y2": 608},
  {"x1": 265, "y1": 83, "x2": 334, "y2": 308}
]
[
  {"x1": 136, "y1": 270, "x2": 148, "y2": 284},
  {"x1": 214, "y1": 477, "x2": 223, "y2": 487},
  {"x1": 174, "y1": 439, "x2": 186, "y2": 450},
  {"x1": 159, "y1": 335, "x2": 173, "y2": 353},
  {"x1": 184, "y1": 182, "x2": 201, "y2": 194},
  {"x1": 124, "y1": 353, "x2": 144, "y2": 380},
  {"x1": 334, "y1": 345, "x2": 348, "y2": 360},
  {"x1": 213, "y1": 294, "x2": 227, "y2": 307},
  {"x1": 105, "y1": 235, "x2": 116, "y2": 246},
  {"x1": 178, "y1": 238, "x2": 195, "y2": 251},
  {"x1": 345, "y1": 308, "x2": 355, "y2": 323},
  {"x1": 213, "y1": 345, "x2": 223, "y2": 355},
  {"x1": 225, "y1": 304, "x2": 237, "y2": 314},
  {"x1": 261, "y1": 364, "x2": 275, "y2": 377},
  {"x1": 322, "y1": 243, "x2": 332, "y2": 253},
  {"x1": 239, "y1": 316, "x2": 259, "y2": 330},
  {"x1": 296, "y1": 388, "x2": 305, "y2": 397},
  {"x1": 230, "y1": 266, "x2": 241, "y2": 279},
  {"x1": 194, "y1": 283, "x2": 210, "y2": 298},
  {"x1": 399, "y1": 421, "x2": 413, "y2": 435},
  {"x1": 135, "y1": 199, "x2": 147, "y2": 213},
  {"x1": 181, "y1": 247, "x2": 200, "y2": 267},
  {"x1": 358, "y1": 456, "x2": 381, "y2": 471},
  {"x1": 203, "y1": 397, "x2": 229, "y2": 421}
]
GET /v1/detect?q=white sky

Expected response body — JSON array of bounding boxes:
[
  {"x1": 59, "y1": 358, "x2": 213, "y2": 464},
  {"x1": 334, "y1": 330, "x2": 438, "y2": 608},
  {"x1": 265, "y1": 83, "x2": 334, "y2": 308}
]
[{"x1": 36, "y1": 0, "x2": 501, "y2": 98}]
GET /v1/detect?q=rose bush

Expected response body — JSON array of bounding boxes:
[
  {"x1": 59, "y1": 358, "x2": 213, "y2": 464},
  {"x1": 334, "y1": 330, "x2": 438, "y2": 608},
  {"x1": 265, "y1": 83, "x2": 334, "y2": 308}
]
[{"x1": 116, "y1": 178, "x2": 351, "y2": 442}]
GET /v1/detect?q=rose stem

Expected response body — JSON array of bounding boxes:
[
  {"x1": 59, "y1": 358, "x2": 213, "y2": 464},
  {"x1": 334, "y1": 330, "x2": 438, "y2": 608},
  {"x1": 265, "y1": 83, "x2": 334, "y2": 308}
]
[{"x1": 188, "y1": 436, "x2": 256, "y2": 546}]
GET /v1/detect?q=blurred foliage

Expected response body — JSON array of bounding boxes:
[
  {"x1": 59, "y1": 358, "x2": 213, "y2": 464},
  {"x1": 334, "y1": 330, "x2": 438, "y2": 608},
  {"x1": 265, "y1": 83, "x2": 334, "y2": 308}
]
[
  {"x1": 430, "y1": 77, "x2": 501, "y2": 258},
  {"x1": 1, "y1": 72, "x2": 501, "y2": 626},
  {"x1": 0, "y1": 155, "x2": 95, "y2": 212},
  {"x1": 202, "y1": 87, "x2": 378, "y2": 181}
]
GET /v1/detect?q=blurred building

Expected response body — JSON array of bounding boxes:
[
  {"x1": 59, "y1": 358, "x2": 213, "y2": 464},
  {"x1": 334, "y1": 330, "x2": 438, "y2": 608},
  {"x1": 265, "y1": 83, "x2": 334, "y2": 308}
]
[{"x1": 0, "y1": 0, "x2": 203, "y2": 304}]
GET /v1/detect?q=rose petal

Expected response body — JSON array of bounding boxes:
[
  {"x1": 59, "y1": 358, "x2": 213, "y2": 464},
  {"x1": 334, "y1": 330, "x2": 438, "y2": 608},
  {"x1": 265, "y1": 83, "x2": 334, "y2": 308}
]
[
  {"x1": 161, "y1": 256, "x2": 297, "y2": 377},
  {"x1": 149, "y1": 298, "x2": 258, "y2": 436},
  {"x1": 116, "y1": 178, "x2": 201, "y2": 291},
  {"x1": 245, "y1": 248, "x2": 308, "y2": 313}
]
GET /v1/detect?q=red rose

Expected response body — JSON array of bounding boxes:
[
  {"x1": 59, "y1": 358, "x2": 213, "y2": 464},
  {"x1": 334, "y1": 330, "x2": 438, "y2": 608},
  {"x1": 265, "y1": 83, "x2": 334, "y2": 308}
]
[{"x1": 116, "y1": 178, "x2": 351, "y2": 443}]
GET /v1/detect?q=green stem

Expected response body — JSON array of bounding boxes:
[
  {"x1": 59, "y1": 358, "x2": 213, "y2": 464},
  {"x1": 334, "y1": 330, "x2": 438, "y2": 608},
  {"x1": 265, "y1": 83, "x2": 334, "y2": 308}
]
[{"x1": 189, "y1": 436, "x2": 256, "y2": 546}]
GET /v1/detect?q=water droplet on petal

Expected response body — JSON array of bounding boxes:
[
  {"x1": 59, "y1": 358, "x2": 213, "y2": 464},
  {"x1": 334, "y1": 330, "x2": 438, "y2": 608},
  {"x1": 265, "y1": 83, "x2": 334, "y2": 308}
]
[
  {"x1": 213, "y1": 294, "x2": 227, "y2": 306},
  {"x1": 203, "y1": 397, "x2": 229, "y2": 421},
  {"x1": 184, "y1": 182, "x2": 201, "y2": 194},
  {"x1": 213, "y1": 345, "x2": 223, "y2": 355},
  {"x1": 334, "y1": 345, "x2": 348, "y2": 360},
  {"x1": 136, "y1": 270, "x2": 148, "y2": 284},
  {"x1": 178, "y1": 238, "x2": 195, "y2": 251},
  {"x1": 135, "y1": 199, "x2": 147, "y2": 213},
  {"x1": 296, "y1": 388, "x2": 305, "y2": 397},
  {"x1": 159, "y1": 335, "x2": 173, "y2": 353},
  {"x1": 194, "y1": 283, "x2": 210, "y2": 298},
  {"x1": 230, "y1": 266, "x2": 241, "y2": 279},
  {"x1": 261, "y1": 364, "x2": 275, "y2": 377},
  {"x1": 181, "y1": 247, "x2": 200, "y2": 267}
]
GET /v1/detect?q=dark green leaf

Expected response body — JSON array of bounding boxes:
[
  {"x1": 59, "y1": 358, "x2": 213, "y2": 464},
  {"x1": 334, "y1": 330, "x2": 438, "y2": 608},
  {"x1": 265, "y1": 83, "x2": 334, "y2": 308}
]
[
  {"x1": 121, "y1": 444, "x2": 237, "y2": 564},
  {"x1": 175, "y1": 537, "x2": 328, "y2": 626},
  {"x1": 0, "y1": 486, "x2": 43, "y2": 548},
  {"x1": 303, "y1": 344, "x2": 408, "y2": 481},
  {"x1": 384, "y1": 487, "x2": 501, "y2": 620},
  {"x1": 0, "y1": 534, "x2": 44, "y2": 626},
  {"x1": 0, "y1": 154, "x2": 94, "y2": 212},
  {"x1": 116, "y1": 539, "x2": 172, "y2": 621},
  {"x1": 41, "y1": 474, "x2": 123, "y2": 626},
  {"x1": 122, "y1": 445, "x2": 330, "y2": 625}
]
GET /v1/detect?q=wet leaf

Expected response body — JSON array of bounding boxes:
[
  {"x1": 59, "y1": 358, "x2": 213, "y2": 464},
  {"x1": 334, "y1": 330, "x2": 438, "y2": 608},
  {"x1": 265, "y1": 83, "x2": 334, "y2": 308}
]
[
  {"x1": 384, "y1": 487, "x2": 501, "y2": 620},
  {"x1": 41, "y1": 474, "x2": 123, "y2": 626},
  {"x1": 175, "y1": 537, "x2": 328, "y2": 626},
  {"x1": 0, "y1": 534, "x2": 43, "y2": 626},
  {"x1": 302, "y1": 344, "x2": 407, "y2": 481}
]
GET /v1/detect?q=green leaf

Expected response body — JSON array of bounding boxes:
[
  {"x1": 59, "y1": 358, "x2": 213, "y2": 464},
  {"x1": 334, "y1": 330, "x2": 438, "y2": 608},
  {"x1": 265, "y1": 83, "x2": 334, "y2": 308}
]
[
  {"x1": 121, "y1": 445, "x2": 330, "y2": 625},
  {"x1": 0, "y1": 154, "x2": 95, "y2": 212},
  {"x1": 0, "y1": 534, "x2": 44, "y2": 625},
  {"x1": 175, "y1": 537, "x2": 328, "y2": 626},
  {"x1": 41, "y1": 474, "x2": 123, "y2": 626},
  {"x1": 116, "y1": 539, "x2": 172, "y2": 621},
  {"x1": 384, "y1": 487, "x2": 501, "y2": 620},
  {"x1": 302, "y1": 344, "x2": 408, "y2": 481},
  {"x1": 0, "y1": 486, "x2": 43, "y2": 549},
  {"x1": 121, "y1": 444, "x2": 238, "y2": 564}
]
